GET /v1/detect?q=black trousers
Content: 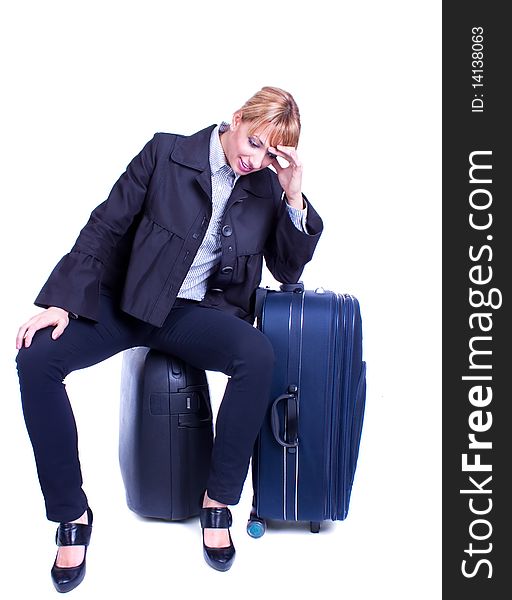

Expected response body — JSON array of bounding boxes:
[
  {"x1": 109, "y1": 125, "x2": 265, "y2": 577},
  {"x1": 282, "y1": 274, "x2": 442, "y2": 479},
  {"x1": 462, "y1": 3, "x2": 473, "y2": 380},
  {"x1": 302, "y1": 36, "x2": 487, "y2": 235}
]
[{"x1": 16, "y1": 291, "x2": 275, "y2": 523}]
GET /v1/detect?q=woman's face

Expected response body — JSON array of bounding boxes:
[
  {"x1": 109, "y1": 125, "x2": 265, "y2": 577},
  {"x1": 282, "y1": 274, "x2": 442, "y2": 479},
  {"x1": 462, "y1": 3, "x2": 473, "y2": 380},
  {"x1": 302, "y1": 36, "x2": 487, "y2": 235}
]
[{"x1": 221, "y1": 112, "x2": 278, "y2": 176}]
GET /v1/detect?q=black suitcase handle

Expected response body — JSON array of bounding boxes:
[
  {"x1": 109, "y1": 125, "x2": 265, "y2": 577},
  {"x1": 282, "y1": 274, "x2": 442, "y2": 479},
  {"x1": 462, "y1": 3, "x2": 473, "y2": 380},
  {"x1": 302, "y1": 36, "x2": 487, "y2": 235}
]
[
  {"x1": 270, "y1": 390, "x2": 299, "y2": 450},
  {"x1": 279, "y1": 281, "x2": 304, "y2": 293}
]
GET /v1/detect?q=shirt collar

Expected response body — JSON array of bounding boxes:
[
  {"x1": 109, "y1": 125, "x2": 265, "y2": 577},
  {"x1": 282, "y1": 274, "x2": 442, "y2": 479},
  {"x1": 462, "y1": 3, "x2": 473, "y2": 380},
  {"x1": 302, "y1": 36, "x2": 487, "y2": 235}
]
[{"x1": 209, "y1": 122, "x2": 240, "y2": 183}]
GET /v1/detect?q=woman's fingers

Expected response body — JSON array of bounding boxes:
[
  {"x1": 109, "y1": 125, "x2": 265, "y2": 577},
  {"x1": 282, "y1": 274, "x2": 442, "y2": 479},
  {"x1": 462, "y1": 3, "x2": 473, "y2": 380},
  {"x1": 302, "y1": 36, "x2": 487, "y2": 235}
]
[
  {"x1": 270, "y1": 155, "x2": 284, "y2": 172},
  {"x1": 51, "y1": 320, "x2": 68, "y2": 340},
  {"x1": 16, "y1": 325, "x2": 29, "y2": 350},
  {"x1": 270, "y1": 145, "x2": 301, "y2": 168},
  {"x1": 268, "y1": 144, "x2": 303, "y2": 203},
  {"x1": 16, "y1": 308, "x2": 70, "y2": 349}
]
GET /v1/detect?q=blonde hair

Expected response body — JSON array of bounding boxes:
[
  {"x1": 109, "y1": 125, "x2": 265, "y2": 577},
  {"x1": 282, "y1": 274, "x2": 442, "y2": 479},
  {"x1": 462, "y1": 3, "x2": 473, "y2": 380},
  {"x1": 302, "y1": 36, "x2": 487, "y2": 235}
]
[{"x1": 237, "y1": 86, "x2": 301, "y2": 148}]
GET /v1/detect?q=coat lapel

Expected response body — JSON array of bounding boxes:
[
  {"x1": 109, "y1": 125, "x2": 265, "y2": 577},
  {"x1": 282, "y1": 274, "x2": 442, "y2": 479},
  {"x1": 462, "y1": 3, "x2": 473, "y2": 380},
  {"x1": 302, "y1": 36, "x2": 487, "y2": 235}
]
[{"x1": 170, "y1": 125, "x2": 215, "y2": 199}]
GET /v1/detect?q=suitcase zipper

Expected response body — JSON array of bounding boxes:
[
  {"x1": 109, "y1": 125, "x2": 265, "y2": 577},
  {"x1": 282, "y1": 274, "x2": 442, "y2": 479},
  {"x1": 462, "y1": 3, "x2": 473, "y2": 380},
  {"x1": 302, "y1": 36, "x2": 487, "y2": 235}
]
[
  {"x1": 330, "y1": 294, "x2": 344, "y2": 519},
  {"x1": 330, "y1": 294, "x2": 356, "y2": 519},
  {"x1": 340, "y1": 295, "x2": 355, "y2": 518},
  {"x1": 282, "y1": 288, "x2": 304, "y2": 521}
]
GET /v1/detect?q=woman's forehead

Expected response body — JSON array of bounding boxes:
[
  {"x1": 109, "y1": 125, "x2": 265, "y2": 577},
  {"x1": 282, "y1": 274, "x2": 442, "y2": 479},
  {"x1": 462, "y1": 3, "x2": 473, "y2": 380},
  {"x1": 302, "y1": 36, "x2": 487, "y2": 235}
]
[{"x1": 248, "y1": 123, "x2": 281, "y2": 147}]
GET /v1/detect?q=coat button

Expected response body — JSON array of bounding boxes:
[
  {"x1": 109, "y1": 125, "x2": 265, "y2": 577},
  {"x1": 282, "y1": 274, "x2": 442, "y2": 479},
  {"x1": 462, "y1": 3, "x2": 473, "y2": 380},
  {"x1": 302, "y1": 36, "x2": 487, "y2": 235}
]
[
  {"x1": 222, "y1": 225, "x2": 233, "y2": 237},
  {"x1": 221, "y1": 266, "x2": 234, "y2": 275}
]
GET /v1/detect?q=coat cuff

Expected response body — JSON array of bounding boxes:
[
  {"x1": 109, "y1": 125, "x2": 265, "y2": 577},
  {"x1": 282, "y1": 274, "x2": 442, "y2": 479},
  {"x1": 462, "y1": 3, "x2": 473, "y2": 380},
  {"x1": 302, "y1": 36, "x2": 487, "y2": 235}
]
[{"x1": 34, "y1": 252, "x2": 102, "y2": 321}]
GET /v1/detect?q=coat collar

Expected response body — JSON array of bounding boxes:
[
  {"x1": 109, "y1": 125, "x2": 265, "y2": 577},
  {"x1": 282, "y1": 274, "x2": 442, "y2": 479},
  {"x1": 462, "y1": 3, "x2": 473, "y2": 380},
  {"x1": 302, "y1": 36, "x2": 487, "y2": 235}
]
[
  {"x1": 170, "y1": 124, "x2": 271, "y2": 198},
  {"x1": 171, "y1": 124, "x2": 216, "y2": 171}
]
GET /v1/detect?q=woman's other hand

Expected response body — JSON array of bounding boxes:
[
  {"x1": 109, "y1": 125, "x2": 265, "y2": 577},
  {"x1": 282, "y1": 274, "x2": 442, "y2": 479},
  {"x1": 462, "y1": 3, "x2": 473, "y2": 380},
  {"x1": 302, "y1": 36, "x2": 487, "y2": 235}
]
[
  {"x1": 16, "y1": 307, "x2": 70, "y2": 349},
  {"x1": 270, "y1": 145, "x2": 304, "y2": 209}
]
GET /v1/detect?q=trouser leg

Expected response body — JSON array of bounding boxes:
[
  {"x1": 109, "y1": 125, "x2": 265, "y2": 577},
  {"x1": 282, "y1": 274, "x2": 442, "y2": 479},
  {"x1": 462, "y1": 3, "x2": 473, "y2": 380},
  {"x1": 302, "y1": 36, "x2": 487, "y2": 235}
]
[
  {"x1": 148, "y1": 304, "x2": 275, "y2": 505},
  {"x1": 16, "y1": 294, "x2": 275, "y2": 519},
  {"x1": 15, "y1": 293, "x2": 148, "y2": 522}
]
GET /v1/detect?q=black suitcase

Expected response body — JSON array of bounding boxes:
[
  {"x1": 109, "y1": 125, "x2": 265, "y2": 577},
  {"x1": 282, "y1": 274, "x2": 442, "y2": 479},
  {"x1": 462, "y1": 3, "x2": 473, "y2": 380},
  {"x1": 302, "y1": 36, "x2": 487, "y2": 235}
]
[
  {"x1": 119, "y1": 347, "x2": 213, "y2": 520},
  {"x1": 247, "y1": 283, "x2": 366, "y2": 536}
]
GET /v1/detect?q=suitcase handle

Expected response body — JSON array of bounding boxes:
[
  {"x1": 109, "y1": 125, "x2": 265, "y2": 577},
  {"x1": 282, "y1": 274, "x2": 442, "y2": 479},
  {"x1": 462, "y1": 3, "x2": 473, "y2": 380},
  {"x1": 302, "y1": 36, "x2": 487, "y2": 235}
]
[
  {"x1": 254, "y1": 282, "x2": 304, "y2": 328},
  {"x1": 279, "y1": 281, "x2": 304, "y2": 293},
  {"x1": 270, "y1": 391, "x2": 299, "y2": 450}
]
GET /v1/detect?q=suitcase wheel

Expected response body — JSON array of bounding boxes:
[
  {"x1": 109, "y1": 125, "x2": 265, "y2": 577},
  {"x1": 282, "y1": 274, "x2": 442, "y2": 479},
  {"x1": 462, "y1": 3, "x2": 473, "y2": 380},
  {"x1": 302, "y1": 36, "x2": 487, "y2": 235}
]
[
  {"x1": 310, "y1": 521, "x2": 321, "y2": 533},
  {"x1": 247, "y1": 516, "x2": 266, "y2": 538}
]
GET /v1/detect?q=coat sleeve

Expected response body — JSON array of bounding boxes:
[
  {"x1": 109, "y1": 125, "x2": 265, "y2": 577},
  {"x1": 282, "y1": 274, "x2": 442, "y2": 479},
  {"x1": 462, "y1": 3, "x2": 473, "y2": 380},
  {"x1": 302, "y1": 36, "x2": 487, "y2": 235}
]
[
  {"x1": 263, "y1": 175, "x2": 323, "y2": 284},
  {"x1": 34, "y1": 134, "x2": 163, "y2": 320}
]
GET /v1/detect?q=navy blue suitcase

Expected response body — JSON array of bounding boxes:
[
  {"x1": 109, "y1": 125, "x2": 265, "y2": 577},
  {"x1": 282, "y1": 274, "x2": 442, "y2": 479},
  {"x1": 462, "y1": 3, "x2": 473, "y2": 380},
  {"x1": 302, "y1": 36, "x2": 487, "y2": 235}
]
[
  {"x1": 248, "y1": 282, "x2": 366, "y2": 536},
  {"x1": 119, "y1": 347, "x2": 213, "y2": 520}
]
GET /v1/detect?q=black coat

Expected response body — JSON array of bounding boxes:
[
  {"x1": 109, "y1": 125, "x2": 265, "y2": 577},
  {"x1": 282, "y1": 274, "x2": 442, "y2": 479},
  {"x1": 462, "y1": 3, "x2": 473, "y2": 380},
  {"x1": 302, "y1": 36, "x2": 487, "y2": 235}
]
[{"x1": 35, "y1": 125, "x2": 323, "y2": 326}]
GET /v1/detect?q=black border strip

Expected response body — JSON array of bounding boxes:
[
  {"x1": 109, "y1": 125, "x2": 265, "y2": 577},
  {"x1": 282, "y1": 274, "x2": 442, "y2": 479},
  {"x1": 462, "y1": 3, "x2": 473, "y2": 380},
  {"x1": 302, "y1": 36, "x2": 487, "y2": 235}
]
[{"x1": 443, "y1": 3, "x2": 510, "y2": 597}]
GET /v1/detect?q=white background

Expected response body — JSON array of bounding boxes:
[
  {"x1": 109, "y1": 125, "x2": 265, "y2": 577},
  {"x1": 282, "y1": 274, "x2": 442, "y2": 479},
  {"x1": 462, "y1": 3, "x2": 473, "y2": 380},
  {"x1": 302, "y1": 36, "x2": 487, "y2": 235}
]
[{"x1": 0, "y1": 1, "x2": 441, "y2": 598}]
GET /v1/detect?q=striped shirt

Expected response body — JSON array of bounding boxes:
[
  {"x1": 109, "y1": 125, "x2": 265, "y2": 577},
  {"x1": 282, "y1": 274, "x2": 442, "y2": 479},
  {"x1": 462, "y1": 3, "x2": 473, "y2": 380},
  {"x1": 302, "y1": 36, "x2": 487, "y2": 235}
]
[{"x1": 177, "y1": 123, "x2": 307, "y2": 300}]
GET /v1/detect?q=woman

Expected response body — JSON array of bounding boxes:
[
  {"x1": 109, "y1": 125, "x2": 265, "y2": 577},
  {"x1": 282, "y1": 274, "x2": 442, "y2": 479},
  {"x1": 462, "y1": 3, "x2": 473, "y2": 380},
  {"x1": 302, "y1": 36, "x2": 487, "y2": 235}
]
[{"x1": 16, "y1": 86, "x2": 323, "y2": 591}]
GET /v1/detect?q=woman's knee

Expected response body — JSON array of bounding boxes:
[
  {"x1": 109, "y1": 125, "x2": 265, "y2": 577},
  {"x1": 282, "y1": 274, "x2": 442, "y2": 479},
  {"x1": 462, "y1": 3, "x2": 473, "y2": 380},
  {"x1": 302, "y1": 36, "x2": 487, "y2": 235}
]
[
  {"x1": 252, "y1": 331, "x2": 275, "y2": 369},
  {"x1": 229, "y1": 328, "x2": 275, "y2": 377},
  {"x1": 15, "y1": 329, "x2": 65, "y2": 383}
]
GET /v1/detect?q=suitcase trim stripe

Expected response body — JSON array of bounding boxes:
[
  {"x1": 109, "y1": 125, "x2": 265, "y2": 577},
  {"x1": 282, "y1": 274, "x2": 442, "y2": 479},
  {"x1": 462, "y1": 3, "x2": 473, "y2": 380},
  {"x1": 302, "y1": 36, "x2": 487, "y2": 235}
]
[
  {"x1": 285, "y1": 287, "x2": 306, "y2": 521},
  {"x1": 288, "y1": 288, "x2": 303, "y2": 521}
]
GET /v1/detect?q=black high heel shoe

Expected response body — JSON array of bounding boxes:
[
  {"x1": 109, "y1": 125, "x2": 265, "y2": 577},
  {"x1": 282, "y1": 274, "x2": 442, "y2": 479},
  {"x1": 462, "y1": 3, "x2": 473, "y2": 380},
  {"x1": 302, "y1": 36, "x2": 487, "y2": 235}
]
[
  {"x1": 51, "y1": 508, "x2": 93, "y2": 593},
  {"x1": 199, "y1": 506, "x2": 236, "y2": 572}
]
